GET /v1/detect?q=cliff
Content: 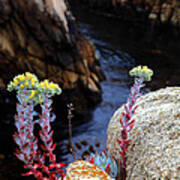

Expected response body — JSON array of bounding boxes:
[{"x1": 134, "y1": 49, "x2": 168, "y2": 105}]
[
  {"x1": 70, "y1": 0, "x2": 180, "y2": 36},
  {"x1": 0, "y1": 0, "x2": 105, "y2": 113}
]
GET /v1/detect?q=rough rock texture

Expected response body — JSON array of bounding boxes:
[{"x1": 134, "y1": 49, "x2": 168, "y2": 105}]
[
  {"x1": 0, "y1": 0, "x2": 105, "y2": 108},
  {"x1": 63, "y1": 160, "x2": 114, "y2": 180},
  {"x1": 107, "y1": 87, "x2": 180, "y2": 179},
  {"x1": 71, "y1": 0, "x2": 180, "y2": 30}
]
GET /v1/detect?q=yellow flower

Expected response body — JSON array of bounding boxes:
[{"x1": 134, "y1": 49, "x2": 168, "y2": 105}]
[
  {"x1": 38, "y1": 94, "x2": 43, "y2": 103},
  {"x1": 31, "y1": 82, "x2": 35, "y2": 86},
  {"x1": 25, "y1": 72, "x2": 33, "y2": 79},
  {"x1": 49, "y1": 83, "x2": 58, "y2": 89},
  {"x1": 137, "y1": 66, "x2": 141, "y2": 71},
  {"x1": 24, "y1": 81, "x2": 29, "y2": 86},
  {"x1": 44, "y1": 80, "x2": 49, "y2": 85},
  {"x1": 18, "y1": 74, "x2": 25, "y2": 81},
  {"x1": 44, "y1": 80, "x2": 49, "y2": 89},
  {"x1": 31, "y1": 78, "x2": 36, "y2": 84},
  {"x1": 40, "y1": 82, "x2": 45, "y2": 89},
  {"x1": 142, "y1": 66, "x2": 148, "y2": 72},
  {"x1": 28, "y1": 90, "x2": 36, "y2": 99},
  {"x1": 129, "y1": 65, "x2": 153, "y2": 81},
  {"x1": 14, "y1": 79, "x2": 18, "y2": 85},
  {"x1": 39, "y1": 79, "x2": 61, "y2": 95},
  {"x1": 11, "y1": 82, "x2": 16, "y2": 87},
  {"x1": 45, "y1": 84, "x2": 49, "y2": 89},
  {"x1": 20, "y1": 84, "x2": 24, "y2": 89}
]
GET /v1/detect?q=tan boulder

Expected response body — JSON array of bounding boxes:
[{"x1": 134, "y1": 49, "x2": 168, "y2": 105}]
[
  {"x1": 107, "y1": 87, "x2": 180, "y2": 179},
  {"x1": 63, "y1": 160, "x2": 114, "y2": 180}
]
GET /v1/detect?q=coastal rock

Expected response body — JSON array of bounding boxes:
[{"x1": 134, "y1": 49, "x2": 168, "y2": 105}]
[
  {"x1": 107, "y1": 87, "x2": 180, "y2": 179},
  {"x1": 71, "y1": 0, "x2": 180, "y2": 31},
  {"x1": 0, "y1": 0, "x2": 105, "y2": 112}
]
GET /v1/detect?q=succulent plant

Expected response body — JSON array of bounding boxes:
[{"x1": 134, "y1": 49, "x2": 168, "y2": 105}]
[
  {"x1": 129, "y1": 65, "x2": 153, "y2": 81},
  {"x1": 117, "y1": 65, "x2": 153, "y2": 180},
  {"x1": 7, "y1": 72, "x2": 65, "y2": 180},
  {"x1": 86, "y1": 150, "x2": 118, "y2": 179}
]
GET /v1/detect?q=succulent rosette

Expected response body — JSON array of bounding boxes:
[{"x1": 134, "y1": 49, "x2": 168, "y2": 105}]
[
  {"x1": 86, "y1": 151, "x2": 118, "y2": 178},
  {"x1": 129, "y1": 65, "x2": 153, "y2": 81}
]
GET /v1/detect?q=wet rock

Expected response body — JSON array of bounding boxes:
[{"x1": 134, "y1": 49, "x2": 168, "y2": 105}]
[
  {"x1": 71, "y1": 0, "x2": 180, "y2": 36},
  {"x1": 81, "y1": 140, "x2": 88, "y2": 146},
  {"x1": 82, "y1": 150, "x2": 91, "y2": 159},
  {"x1": 88, "y1": 145, "x2": 96, "y2": 154},
  {"x1": 107, "y1": 87, "x2": 180, "y2": 179},
  {"x1": 95, "y1": 142, "x2": 100, "y2": 148},
  {"x1": 75, "y1": 142, "x2": 82, "y2": 150}
]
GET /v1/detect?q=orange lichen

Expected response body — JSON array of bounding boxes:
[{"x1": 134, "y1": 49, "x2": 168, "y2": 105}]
[{"x1": 64, "y1": 160, "x2": 113, "y2": 180}]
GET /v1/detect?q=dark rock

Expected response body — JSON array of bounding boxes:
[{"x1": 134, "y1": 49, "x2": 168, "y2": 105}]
[
  {"x1": 0, "y1": 0, "x2": 105, "y2": 115},
  {"x1": 69, "y1": 0, "x2": 180, "y2": 37}
]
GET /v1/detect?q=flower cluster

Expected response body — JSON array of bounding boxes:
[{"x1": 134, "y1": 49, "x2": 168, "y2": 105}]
[
  {"x1": 129, "y1": 65, "x2": 153, "y2": 81},
  {"x1": 7, "y1": 72, "x2": 39, "y2": 91},
  {"x1": 117, "y1": 65, "x2": 153, "y2": 180},
  {"x1": 7, "y1": 72, "x2": 65, "y2": 180},
  {"x1": 7, "y1": 66, "x2": 154, "y2": 180},
  {"x1": 39, "y1": 80, "x2": 62, "y2": 97},
  {"x1": 8, "y1": 72, "x2": 62, "y2": 104}
]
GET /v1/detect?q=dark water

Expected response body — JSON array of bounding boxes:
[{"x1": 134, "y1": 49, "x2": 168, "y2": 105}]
[{"x1": 1, "y1": 6, "x2": 180, "y2": 179}]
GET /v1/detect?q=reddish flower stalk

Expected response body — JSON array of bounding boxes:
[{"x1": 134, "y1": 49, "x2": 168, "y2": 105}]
[
  {"x1": 117, "y1": 77, "x2": 144, "y2": 180},
  {"x1": 8, "y1": 73, "x2": 65, "y2": 179},
  {"x1": 38, "y1": 94, "x2": 66, "y2": 180},
  {"x1": 14, "y1": 91, "x2": 44, "y2": 179}
]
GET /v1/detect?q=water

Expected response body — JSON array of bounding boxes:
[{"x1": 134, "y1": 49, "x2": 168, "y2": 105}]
[{"x1": 1, "y1": 6, "x2": 180, "y2": 179}]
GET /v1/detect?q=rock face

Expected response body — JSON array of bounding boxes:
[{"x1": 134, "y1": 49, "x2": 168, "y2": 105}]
[
  {"x1": 0, "y1": 0, "x2": 105, "y2": 109},
  {"x1": 63, "y1": 160, "x2": 114, "y2": 180},
  {"x1": 107, "y1": 87, "x2": 180, "y2": 179},
  {"x1": 71, "y1": 0, "x2": 180, "y2": 31}
]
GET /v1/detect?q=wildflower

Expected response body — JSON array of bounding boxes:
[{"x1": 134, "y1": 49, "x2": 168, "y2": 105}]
[
  {"x1": 129, "y1": 65, "x2": 153, "y2": 81},
  {"x1": 39, "y1": 82, "x2": 44, "y2": 89},
  {"x1": 11, "y1": 82, "x2": 16, "y2": 87},
  {"x1": 49, "y1": 83, "x2": 58, "y2": 89},
  {"x1": 28, "y1": 90, "x2": 36, "y2": 99},
  {"x1": 24, "y1": 81, "x2": 29, "y2": 86},
  {"x1": 7, "y1": 72, "x2": 40, "y2": 92},
  {"x1": 31, "y1": 78, "x2": 37, "y2": 84},
  {"x1": 31, "y1": 82, "x2": 35, "y2": 86},
  {"x1": 14, "y1": 78, "x2": 19, "y2": 85},
  {"x1": 44, "y1": 80, "x2": 49, "y2": 89},
  {"x1": 25, "y1": 72, "x2": 33, "y2": 79},
  {"x1": 142, "y1": 66, "x2": 148, "y2": 72},
  {"x1": 39, "y1": 80, "x2": 62, "y2": 96},
  {"x1": 137, "y1": 65, "x2": 141, "y2": 71},
  {"x1": 20, "y1": 84, "x2": 24, "y2": 89},
  {"x1": 18, "y1": 74, "x2": 25, "y2": 81}
]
